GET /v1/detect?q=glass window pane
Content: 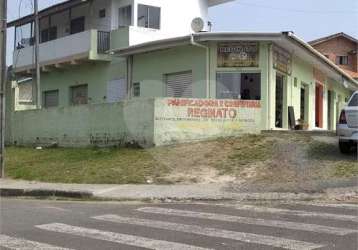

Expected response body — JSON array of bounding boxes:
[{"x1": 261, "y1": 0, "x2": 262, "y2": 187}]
[
  {"x1": 137, "y1": 4, "x2": 148, "y2": 28},
  {"x1": 216, "y1": 73, "x2": 241, "y2": 99},
  {"x1": 348, "y1": 94, "x2": 358, "y2": 107},
  {"x1": 240, "y1": 73, "x2": 261, "y2": 100},
  {"x1": 119, "y1": 5, "x2": 132, "y2": 27},
  {"x1": 148, "y1": 6, "x2": 160, "y2": 29},
  {"x1": 15, "y1": 22, "x2": 33, "y2": 49}
]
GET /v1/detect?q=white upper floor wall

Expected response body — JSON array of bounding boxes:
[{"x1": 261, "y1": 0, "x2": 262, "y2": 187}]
[
  {"x1": 111, "y1": 0, "x2": 234, "y2": 45},
  {"x1": 14, "y1": 0, "x2": 233, "y2": 47}
]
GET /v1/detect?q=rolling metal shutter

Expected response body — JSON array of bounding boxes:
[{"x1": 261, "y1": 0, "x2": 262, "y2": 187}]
[
  {"x1": 165, "y1": 71, "x2": 193, "y2": 98},
  {"x1": 107, "y1": 78, "x2": 127, "y2": 103},
  {"x1": 44, "y1": 90, "x2": 59, "y2": 108}
]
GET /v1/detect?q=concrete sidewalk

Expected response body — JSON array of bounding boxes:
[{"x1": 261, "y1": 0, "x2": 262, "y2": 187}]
[{"x1": 1, "y1": 178, "x2": 357, "y2": 202}]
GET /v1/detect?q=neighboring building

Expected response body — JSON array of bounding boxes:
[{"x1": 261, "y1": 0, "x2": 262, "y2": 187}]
[
  {"x1": 5, "y1": 0, "x2": 358, "y2": 147},
  {"x1": 309, "y1": 33, "x2": 358, "y2": 80}
]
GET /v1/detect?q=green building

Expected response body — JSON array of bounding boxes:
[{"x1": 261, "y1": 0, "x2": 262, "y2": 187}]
[{"x1": 6, "y1": 1, "x2": 358, "y2": 147}]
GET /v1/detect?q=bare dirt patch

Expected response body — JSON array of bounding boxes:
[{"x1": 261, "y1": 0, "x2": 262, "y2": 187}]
[{"x1": 6, "y1": 133, "x2": 357, "y2": 190}]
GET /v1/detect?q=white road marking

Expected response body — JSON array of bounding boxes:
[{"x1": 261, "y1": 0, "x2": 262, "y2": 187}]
[
  {"x1": 93, "y1": 214, "x2": 325, "y2": 250},
  {"x1": 136, "y1": 207, "x2": 357, "y2": 236},
  {"x1": 36, "y1": 223, "x2": 212, "y2": 250},
  {"x1": 290, "y1": 202, "x2": 358, "y2": 210},
  {"x1": 0, "y1": 234, "x2": 73, "y2": 250},
  {"x1": 40, "y1": 206, "x2": 71, "y2": 212},
  {"x1": 211, "y1": 203, "x2": 358, "y2": 223}
]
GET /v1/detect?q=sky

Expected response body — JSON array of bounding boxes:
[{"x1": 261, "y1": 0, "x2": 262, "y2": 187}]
[{"x1": 6, "y1": 0, "x2": 358, "y2": 65}]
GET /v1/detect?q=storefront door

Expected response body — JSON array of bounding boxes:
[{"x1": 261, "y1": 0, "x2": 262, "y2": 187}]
[
  {"x1": 315, "y1": 83, "x2": 323, "y2": 128},
  {"x1": 275, "y1": 75, "x2": 284, "y2": 128},
  {"x1": 327, "y1": 90, "x2": 333, "y2": 130}
]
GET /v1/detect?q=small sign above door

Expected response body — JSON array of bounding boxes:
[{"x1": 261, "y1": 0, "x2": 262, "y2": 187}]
[
  {"x1": 217, "y1": 42, "x2": 259, "y2": 68},
  {"x1": 273, "y1": 45, "x2": 292, "y2": 75}
]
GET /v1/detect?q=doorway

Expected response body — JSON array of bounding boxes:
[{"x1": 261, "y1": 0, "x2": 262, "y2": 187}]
[
  {"x1": 275, "y1": 74, "x2": 284, "y2": 128},
  {"x1": 315, "y1": 83, "x2": 323, "y2": 128},
  {"x1": 327, "y1": 90, "x2": 334, "y2": 130},
  {"x1": 300, "y1": 85, "x2": 308, "y2": 123}
]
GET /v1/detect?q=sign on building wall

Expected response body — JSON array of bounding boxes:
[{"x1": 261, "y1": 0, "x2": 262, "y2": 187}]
[
  {"x1": 154, "y1": 98, "x2": 262, "y2": 145},
  {"x1": 273, "y1": 45, "x2": 292, "y2": 75},
  {"x1": 217, "y1": 42, "x2": 259, "y2": 67}
]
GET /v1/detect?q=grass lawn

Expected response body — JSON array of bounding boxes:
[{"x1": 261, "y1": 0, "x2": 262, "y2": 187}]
[
  {"x1": 5, "y1": 147, "x2": 168, "y2": 184},
  {"x1": 5, "y1": 133, "x2": 357, "y2": 185}
]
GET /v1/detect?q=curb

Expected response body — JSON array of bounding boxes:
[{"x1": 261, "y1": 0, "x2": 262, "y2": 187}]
[{"x1": 0, "y1": 188, "x2": 93, "y2": 199}]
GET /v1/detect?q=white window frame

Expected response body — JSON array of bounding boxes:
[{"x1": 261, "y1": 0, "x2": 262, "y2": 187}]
[
  {"x1": 137, "y1": 4, "x2": 161, "y2": 29},
  {"x1": 17, "y1": 80, "x2": 33, "y2": 103}
]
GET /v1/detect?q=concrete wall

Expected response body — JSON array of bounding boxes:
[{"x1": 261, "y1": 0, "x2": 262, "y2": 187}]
[
  {"x1": 9, "y1": 97, "x2": 263, "y2": 147},
  {"x1": 10, "y1": 99, "x2": 155, "y2": 147},
  {"x1": 154, "y1": 98, "x2": 262, "y2": 145}
]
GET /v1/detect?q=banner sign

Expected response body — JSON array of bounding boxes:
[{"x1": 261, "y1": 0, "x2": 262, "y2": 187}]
[
  {"x1": 273, "y1": 45, "x2": 292, "y2": 75},
  {"x1": 217, "y1": 42, "x2": 259, "y2": 67},
  {"x1": 154, "y1": 98, "x2": 262, "y2": 145}
]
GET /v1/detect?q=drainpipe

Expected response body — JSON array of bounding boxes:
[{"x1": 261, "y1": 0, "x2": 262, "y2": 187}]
[
  {"x1": 190, "y1": 34, "x2": 210, "y2": 98},
  {"x1": 126, "y1": 55, "x2": 133, "y2": 99}
]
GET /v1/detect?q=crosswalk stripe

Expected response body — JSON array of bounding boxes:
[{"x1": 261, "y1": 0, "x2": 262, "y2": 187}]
[
  {"x1": 136, "y1": 207, "x2": 357, "y2": 236},
  {"x1": 0, "y1": 234, "x2": 73, "y2": 250},
  {"x1": 36, "y1": 223, "x2": 212, "y2": 250},
  {"x1": 93, "y1": 214, "x2": 325, "y2": 250},
  {"x1": 207, "y1": 203, "x2": 358, "y2": 223}
]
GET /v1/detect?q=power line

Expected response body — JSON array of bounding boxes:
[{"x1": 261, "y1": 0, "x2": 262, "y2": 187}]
[{"x1": 236, "y1": 1, "x2": 358, "y2": 14}]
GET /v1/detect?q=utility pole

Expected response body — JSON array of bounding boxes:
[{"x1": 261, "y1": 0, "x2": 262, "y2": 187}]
[
  {"x1": 34, "y1": 0, "x2": 41, "y2": 108},
  {"x1": 0, "y1": 0, "x2": 6, "y2": 178}
]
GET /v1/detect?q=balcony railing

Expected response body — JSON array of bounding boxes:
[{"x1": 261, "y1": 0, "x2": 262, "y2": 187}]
[
  {"x1": 13, "y1": 30, "x2": 111, "y2": 73},
  {"x1": 97, "y1": 31, "x2": 110, "y2": 53}
]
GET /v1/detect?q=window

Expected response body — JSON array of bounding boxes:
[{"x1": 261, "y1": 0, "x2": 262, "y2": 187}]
[
  {"x1": 70, "y1": 85, "x2": 88, "y2": 105},
  {"x1": 118, "y1": 5, "x2": 132, "y2": 27},
  {"x1": 99, "y1": 9, "x2": 106, "y2": 18},
  {"x1": 216, "y1": 73, "x2": 261, "y2": 100},
  {"x1": 133, "y1": 82, "x2": 140, "y2": 97},
  {"x1": 348, "y1": 94, "x2": 358, "y2": 107},
  {"x1": 18, "y1": 80, "x2": 33, "y2": 102},
  {"x1": 107, "y1": 78, "x2": 127, "y2": 103},
  {"x1": 166, "y1": 71, "x2": 193, "y2": 98},
  {"x1": 41, "y1": 26, "x2": 57, "y2": 43},
  {"x1": 43, "y1": 90, "x2": 59, "y2": 108},
  {"x1": 137, "y1": 4, "x2": 160, "y2": 29},
  {"x1": 336, "y1": 56, "x2": 348, "y2": 65},
  {"x1": 70, "y1": 17, "x2": 85, "y2": 34},
  {"x1": 15, "y1": 22, "x2": 34, "y2": 49}
]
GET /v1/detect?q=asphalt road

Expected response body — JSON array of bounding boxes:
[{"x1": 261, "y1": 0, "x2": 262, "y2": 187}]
[{"x1": 0, "y1": 198, "x2": 357, "y2": 250}]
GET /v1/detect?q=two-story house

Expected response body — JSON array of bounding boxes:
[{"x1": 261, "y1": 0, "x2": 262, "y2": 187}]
[
  {"x1": 6, "y1": 0, "x2": 358, "y2": 147},
  {"x1": 310, "y1": 33, "x2": 358, "y2": 80}
]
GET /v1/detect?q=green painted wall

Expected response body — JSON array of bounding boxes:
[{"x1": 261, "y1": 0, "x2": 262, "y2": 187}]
[
  {"x1": 286, "y1": 56, "x2": 352, "y2": 130},
  {"x1": 132, "y1": 45, "x2": 207, "y2": 98},
  {"x1": 11, "y1": 99, "x2": 155, "y2": 147},
  {"x1": 39, "y1": 58, "x2": 126, "y2": 107}
]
